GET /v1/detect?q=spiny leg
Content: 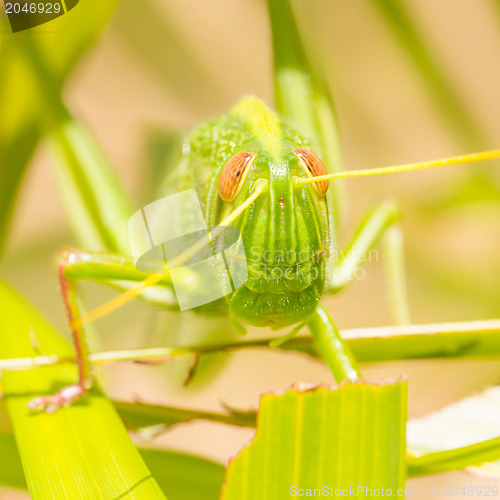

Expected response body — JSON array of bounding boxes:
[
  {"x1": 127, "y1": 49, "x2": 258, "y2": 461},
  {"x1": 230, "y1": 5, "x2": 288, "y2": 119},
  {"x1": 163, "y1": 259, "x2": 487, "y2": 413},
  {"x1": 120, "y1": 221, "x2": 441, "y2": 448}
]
[
  {"x1": 28, "y1": 256, "x2": 92, "y2": 412},
  {"x1": 327, "y1": 202, "x2": 410, "y2": 325},
  {"x1": 27, "y1": 248, "x2": 177, "y2": 413},
  {"x1": 382, "y1": 223, "x2": 410, "y2": 325},
  {"x1": 25, "y1": 183, "x2": 267, "y2": 412}
]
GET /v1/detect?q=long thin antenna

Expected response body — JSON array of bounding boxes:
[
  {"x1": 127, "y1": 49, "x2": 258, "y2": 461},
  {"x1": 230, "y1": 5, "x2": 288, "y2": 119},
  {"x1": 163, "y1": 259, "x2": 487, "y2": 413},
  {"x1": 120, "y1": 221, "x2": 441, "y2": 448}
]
[
  {"x1": 70, "y1": 180, "x2": 268, "y2": 330},
  {"x1": 297, "y1": 150, "x2": 500, "y2": 186}
]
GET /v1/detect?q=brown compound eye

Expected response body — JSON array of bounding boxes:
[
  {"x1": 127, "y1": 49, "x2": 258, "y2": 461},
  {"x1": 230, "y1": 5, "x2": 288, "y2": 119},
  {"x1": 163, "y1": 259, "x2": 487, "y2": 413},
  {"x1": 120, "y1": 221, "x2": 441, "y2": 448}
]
[
  {"x1": 218, "y1": 151, "x2": 254, "y2": 202},
  {"x1": 294, "y1": 148, "x2": 329, "y2": 195}
]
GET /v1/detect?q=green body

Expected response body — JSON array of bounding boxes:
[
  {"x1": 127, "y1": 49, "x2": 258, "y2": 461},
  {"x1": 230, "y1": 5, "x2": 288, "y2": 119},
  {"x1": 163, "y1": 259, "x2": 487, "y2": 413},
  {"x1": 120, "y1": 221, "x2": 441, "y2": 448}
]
[{"x1": 165, "y1": 97, "x2": 332, "y2": 328}]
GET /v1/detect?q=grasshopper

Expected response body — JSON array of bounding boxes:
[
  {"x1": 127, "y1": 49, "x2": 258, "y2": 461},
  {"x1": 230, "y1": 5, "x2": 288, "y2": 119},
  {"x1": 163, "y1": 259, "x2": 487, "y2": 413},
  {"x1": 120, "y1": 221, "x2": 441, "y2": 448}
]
[{"x1": 19, "y1": 0, "x2": 499, "y2": 413}]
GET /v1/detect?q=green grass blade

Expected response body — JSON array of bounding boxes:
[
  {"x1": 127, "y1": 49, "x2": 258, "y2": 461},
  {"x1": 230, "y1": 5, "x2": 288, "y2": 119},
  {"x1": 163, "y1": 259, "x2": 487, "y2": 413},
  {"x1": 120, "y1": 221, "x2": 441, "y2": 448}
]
[
  {"x1": 222, "y1": 381, "x2": 407, "y2": 499},
  {"x1": 407, "y1": 385, "x2": 500, "y2": 476},
  {"x1": 49, "y1": 120, "x2": 133, "y2": 254},
  {"x1": 115, "y1": 400, "x2": 257, "y2": 431},
  {"x1": 408, "y1": 437, "x2": 500, "y2": 477},
  {"x1": 341, "y1": 320, "x2": 500, "y2": 362},
  {"x1": 0, "y1": 119, "x2": 40, "y2": 254},
  {"x1": 141, "y1": 128, "x2": 184, "y2": 203},
  {"x1": 109, "y1": 319, "x2": 499, "y2": 363},
  {"x1": 0, "y1": 279, "x2": 167, "y2": 499},
  {"x1": 0, "y1": 432, "x2": 27, "y2": 490},
  {"x1": 0, "y1": 429, "x2": 225, "y2": 500},
  {"x1": 372, "y1": 0, "x2": 488, "y2": 149},
  {"x1": 0, "y1": 1, "x2": 120, "y2": 252},
  {"x1": 140, "y1": 448, "x2": 224, "y2": 500}
]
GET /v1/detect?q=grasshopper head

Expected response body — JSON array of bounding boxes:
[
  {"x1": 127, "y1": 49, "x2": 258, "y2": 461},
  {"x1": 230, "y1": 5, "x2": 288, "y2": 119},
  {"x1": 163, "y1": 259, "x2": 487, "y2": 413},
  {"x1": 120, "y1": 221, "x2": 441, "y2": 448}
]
[{"x1": 215, "y1": 138, "x2": 331, "y2": 327}]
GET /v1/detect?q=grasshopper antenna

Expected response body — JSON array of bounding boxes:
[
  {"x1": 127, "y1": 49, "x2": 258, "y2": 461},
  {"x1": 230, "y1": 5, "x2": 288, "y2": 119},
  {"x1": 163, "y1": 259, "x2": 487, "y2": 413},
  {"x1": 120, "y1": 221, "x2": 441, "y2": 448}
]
[
  {"x1": 70, "y1": 180, "x2": 268, "y2": 330},
  {"x1": 297, "y1": 150, "x2": 500, "y2": 186}
]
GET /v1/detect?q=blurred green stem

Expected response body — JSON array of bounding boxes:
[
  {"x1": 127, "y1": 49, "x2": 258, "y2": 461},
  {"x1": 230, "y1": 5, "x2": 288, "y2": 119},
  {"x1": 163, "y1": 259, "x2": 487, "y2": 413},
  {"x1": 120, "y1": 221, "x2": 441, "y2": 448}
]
[
  {"x1": 372, "y1": 0, "x2": 489, "y2": 149},
  {"x1": 114, "y1": 400, "x2": 257, "y2": 430},
  {"x1": 407, "y1": 435, "x2": 500, "y2": 476},
  {"x1": 0, "y1": 1, "x2": 119, "y2": 251},
  {"x1": 18, "y1": 34, "x2": 133, "y2": 254}
]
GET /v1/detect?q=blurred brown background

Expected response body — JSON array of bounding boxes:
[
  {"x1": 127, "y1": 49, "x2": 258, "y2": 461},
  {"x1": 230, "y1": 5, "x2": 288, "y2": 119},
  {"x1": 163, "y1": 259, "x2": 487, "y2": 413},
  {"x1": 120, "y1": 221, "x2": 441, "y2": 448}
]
[{"x1": 1, "y1": 0, "x2": 500, "y2": 497}]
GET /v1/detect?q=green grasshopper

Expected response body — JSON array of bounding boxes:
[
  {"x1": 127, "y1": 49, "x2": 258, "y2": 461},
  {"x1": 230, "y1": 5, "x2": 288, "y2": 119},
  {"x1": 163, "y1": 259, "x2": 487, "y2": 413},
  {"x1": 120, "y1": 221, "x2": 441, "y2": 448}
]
[{"x1": 24, "y1": 0, "x2": 499, "y2": 413}]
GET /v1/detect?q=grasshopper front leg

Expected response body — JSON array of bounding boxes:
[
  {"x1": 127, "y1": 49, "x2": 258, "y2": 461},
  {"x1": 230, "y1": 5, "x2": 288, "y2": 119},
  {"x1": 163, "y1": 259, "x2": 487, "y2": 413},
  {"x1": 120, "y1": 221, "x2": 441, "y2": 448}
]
[
  {"x1": 28, "y1": 255, "x2": 92, "y2": 412},
  {"x1": 27, "y1": 248, "x2": 178, "y2": 412},
  {"x1": 308, "y1": 305, "x2": 361, "y2": 383},
  {"x1": 327, "y1": 202, "x2": 411, "y2": 326}
]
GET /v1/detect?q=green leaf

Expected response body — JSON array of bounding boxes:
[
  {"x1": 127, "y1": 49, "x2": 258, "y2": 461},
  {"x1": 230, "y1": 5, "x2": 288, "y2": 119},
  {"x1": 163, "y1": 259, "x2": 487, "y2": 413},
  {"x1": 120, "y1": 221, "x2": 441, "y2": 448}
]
[
  {"x1": 0, "y1": 279, "x2": 167, "y2": 499},
  {"x1": 407, "y1": 385, "x2": 500, "y2": 476},
  {"x1": 0, "y1": 429, "x2": 225, "y2": 500},
  {"x1": 0, "y1": 122, "x2": 40, "y2": 253},
  {"x1": 140, "y1": 447, "x2": 225, "y2": 500},
  {"x1": 142, "y1": 127, "x2": 184, "y2": 203},
  {"x1": 49, "y1": 120, "x2": 133, "y2": 254},
  {"x1": 222, "y1": 381, "x2": 407, "y2": 499},
  {"x1": 13, "y1": 33, "x2": 134, "y2": 255},
  {"x1": 0, "y1": 432, "x2": 27, "y2": 490},
  {"x1": 114, "y1": 400, "x2": 257, "y2": 431},
  {"x1": 0, "y1": 0, "x2": 120, "y2": 251}
]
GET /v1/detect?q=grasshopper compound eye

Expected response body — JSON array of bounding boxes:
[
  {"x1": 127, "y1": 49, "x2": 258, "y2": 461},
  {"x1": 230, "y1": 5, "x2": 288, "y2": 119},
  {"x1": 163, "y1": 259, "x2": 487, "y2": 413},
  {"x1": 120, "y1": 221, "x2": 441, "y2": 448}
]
[
  {"x1": 218, "y1": 151, "x2": 255, "y2": 202},
  {"x1": 294, "y1": 148, "x2": 329, "y2": 195}
]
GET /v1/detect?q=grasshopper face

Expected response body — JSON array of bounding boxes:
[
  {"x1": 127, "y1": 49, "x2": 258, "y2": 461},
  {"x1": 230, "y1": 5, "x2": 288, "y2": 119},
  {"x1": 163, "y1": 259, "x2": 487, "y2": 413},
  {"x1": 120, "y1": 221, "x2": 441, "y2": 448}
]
[{"x1": 216, "y1": 138, "x2": 330, "y2": 327}]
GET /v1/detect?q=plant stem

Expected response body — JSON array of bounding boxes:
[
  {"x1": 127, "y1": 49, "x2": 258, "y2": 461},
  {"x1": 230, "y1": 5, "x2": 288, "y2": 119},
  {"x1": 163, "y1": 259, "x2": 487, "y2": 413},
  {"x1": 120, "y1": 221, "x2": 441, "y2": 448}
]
[
  {"x1": 407, "y1": 435, "x2": 500, "y2": 477},
  {"x1": 114, "y1": 400, "x2": 257, "y2": 430},
  {"x1": 1, "y1": 319, "x2": 500, "y2": 371},
  {"x1": 372, "y1": 0, "x2": 488, "y2": 149},
  {"x1": 307, "y1": 305, "x2": 361, "y2": 382}
]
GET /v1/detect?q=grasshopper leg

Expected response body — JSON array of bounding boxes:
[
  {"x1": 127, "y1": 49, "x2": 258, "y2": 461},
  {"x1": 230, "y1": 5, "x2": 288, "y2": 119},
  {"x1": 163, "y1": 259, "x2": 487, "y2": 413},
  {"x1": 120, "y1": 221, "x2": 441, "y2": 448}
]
[
  {"x1": 28, "y1": 252, "x2": 92, "y2": 412},
  {"x1": 382, "y1": 223, "x2": 411, "y2": 325},
  {"x1": 27, "y1": 248, "x2": 177, "y2": 412},
  {"x1": 308, "y1": 305, "x2": 361, "y2": 383},
  {"x1": 327, "y1": 201, "x2": 410, "y2": 325}
]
